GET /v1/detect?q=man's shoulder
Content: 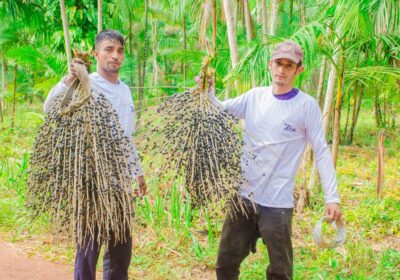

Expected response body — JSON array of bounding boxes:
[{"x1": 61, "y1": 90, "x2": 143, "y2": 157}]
[
  {"x1": 118, "y1": 80, "x2": 131, "y2": 92},
  {"x1": 296, "y1": 91, "x2": 321, "y2": 114},
  {"x1": 297, "y1": 90, "x2": 318, "y2": 103}
]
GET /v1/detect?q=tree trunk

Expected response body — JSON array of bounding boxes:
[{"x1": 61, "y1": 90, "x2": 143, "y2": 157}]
[
  {"x1": 129, "y1": 16, "x2": 134, "y2": 87},
  {"x1": 322, "y1": 0, "x2": 338, "y2": 134},
  {"x1": 332, "y1": 46, "x2": 345, "y2": 167},
  {"x1": 331, "y1": 78, "x2": 342, "y2": 166},
  {"x1": 383, "y1": 92, "x2": 388, "y2": 127},
  {"x1": 261, "y1": 0, "x2": 268, "y2": 43},
  {"x1": 295, "y1": 145, "x2": 311, "y2": 213},
  {"x1": 374, "y1": 89, "x2": 382, "y2": 127},
  {"x1": 12, "y1": 64, "x2": 17, "y2": 129},
  {"x1": 269, "y1": 0, "x2": 280, "y2": 35},
  {"x1": 0, "y1": 89, "x2": 2, "y2": 122},
  {"x1": 298, "y1": 0, "x2": 306, "y2": 26},
  {"x1": 239, "y1": 0, "x2": 245, "y2": 33},
  {"x1": 298, "y1": 0, "x2": 302, "y2": 25},
  {"x1": 243, "y1": 0, "x2": 255, "y2": 41},
  {"x1": 138, "y1": 0, "x2": 149, "y2": 118},
  {"x1": 348, "y1": 84, "x2": 364, "y2": 143},
  {"x1": 0, "y1": 50, "x2": 5, "y2": 122},
  {"x1": 234, "y1": 0, "x2": 239, "y2": 29},
  {"x1": 183, "y1": 8, "x2": 187, "y2": 85},
  {"x1": 343, "y1": 85, "x2": 351, "y2": 143},
  {"x1": 200, "y1": 0, "x2": 211, "y2": 49},
  {"x1": 0, "y1": 95, "x2": 2, "y2": 122},
  {"x1": 223, "y1": 0, "x2": 240, "y2": 99},
  {"x1": 212, "y1": 0, "x2": 217, "y2": 95},
  {"x1": 98, "y1": 0, "x2": 103, "y2": 33},
  {"x1": 152, "y1": 21, "x2": 158, "y2": 97},
  {"x1": 376, "y1": 130, "x2": 384, "y2": 198},
  {"x1": 390, "y1": 101, "x2": 397, "y2": 128},
  {"x1": 344, "y1": 54, "x2": 360, "y2": 142},
  {"x1": 256, "y1": 0, "x2": 262, "y2": 24},
  {"x1": 59, "y1": 0, "x2": 72, "y2": 72},
  {"x1": 323, "y1": 64, "x2": 337, "y2": 135},
  {"x1": 243, "y1": 0, "x2": 256, "y2": 87},
  {"x1": 316, "y1": 57, "x2": 327, "y2": 107},
  {"x1": 212, "y1": 0, "x2": 217, "y2": 54},
  {"x1": 225, "y1": 0, "x2": 240, "y2": 65},
  {"x1": 0, "y1": 86, "x2": 2, "y2": 121},
  {"x1": 322, "y1": 43, "x2": 339, "y2": 135},
  {"x1": 137, "y1": 47, "x2": 142, "y2": 103}
]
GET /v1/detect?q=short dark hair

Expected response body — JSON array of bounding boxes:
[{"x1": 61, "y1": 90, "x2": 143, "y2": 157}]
[
  {"x1": 297, "y1": 61, "x2": 302, "y2": 68},
  {"x1": 95, "y1": 30, "x2": 125, "y2": 49}
]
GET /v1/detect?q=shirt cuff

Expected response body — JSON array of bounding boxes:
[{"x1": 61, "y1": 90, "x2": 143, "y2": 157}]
[{"x1": 325, "y1": 198, "x2": 340, "y2": 205}]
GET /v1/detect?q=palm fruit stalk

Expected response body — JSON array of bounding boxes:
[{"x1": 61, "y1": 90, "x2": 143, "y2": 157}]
[
  {"x1": 141, "y1": 57, "x2": 245, "y2": 214},
  {"x1": 28, "y1": 53, "x2": 138, "y2": 246}
]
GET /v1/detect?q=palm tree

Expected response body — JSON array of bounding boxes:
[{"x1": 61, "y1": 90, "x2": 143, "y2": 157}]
[
  {"x1": 261, "y1": 0, "x2": 268, "y2": 42},
  {"x1": 223, "y1": 0, "x2": 239, "y2": 71},
  {"x1": 59, "y1": 0, "x2": 72, "y2": 72},
  {"x1": 269, "y1": 0, "x2": 281, "y2": 35},
  {"x1": 11, "y1": 63, "x2": 17, "y2": 128},
  {"x1": 243, "y1": 0, "x2": 255, "y2": 41},
  {"x1": 152, "y1": 21, "x2": 159, "y2": 96},
  {"x1": 223, "y1": 0, "x2": 239, "y2": 99},
  {"x1": 137, "y1": 0, "x2": 150, "y2": 118},
  {"x1": 1, "y1": 50, "x2": 5, "y2": 122},
  {"x1": 98, "y1": 0, "x2": 103, "y2": 33},
  {"x1": 322, "y1": 33, "x2": 339, "y2": 135},
  {"x1": 212, "y1": 0, "x2": 217, "y2": 54}
]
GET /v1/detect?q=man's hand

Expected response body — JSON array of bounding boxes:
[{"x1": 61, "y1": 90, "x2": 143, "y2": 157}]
[
  {"x1": 64, "y1": 58, "x2": 85, "y2": 86},
  {"x1": 194, "y1": 75, "x2": 214, "y2": 95},
  {"x1": 135, "y1": 175, "x2": 147, "y2": 197},
  {"x1": 325, "y1": 203, "x2": 342, "y2": 223}
]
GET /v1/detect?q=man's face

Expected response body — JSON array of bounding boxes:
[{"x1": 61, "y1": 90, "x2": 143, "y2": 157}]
[
  {"x1": 93, "y1": 39, "x2": 125, "y2": 74},
  {"x1": 268, "y1": 58, "x2": 304, "y2": 87}
]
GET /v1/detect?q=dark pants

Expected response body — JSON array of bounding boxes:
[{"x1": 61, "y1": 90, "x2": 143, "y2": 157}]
[
  {"x1": 74, "y1": 230, "x2": 132, "y2": 280},
  {"x1": 216, "y1": 198, "x2": 293, "y2": 280}
]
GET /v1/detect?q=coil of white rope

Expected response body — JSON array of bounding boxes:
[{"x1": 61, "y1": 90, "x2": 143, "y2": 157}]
[{"x1": 313, "y1": 216, "x2": 346, "y2": 249}]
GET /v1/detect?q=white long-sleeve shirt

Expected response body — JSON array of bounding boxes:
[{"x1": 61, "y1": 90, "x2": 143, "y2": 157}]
[
  {"x1": 44, "y1": 72, "x2": 143, "y2": 177},
  {"x1": 214, "y1": 86, "x2": 340, "y2": 208}
]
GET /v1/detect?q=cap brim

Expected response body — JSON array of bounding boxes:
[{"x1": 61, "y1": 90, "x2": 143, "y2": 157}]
[{"x1": 271, "y1": 54, "x2": 300, "y2": 64}]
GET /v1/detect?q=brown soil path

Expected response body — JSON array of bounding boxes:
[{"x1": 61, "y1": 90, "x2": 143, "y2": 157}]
[{"x1": 0, "y1": 239, "x2": 75, "y2": 280}]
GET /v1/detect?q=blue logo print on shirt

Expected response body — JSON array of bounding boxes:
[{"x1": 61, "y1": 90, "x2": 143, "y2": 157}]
[{"x1": 283, "y1": 123, "x2": 296, "y2": 133}]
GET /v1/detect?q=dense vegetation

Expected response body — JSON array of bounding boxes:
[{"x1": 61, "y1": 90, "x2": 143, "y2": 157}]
[{"x1": 0, "y1": 0, "x2": 399, "y2": 279}]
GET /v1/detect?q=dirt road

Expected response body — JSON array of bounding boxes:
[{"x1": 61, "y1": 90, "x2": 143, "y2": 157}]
[{"x1": 0, "y1": 239, "x2": 74, "y2": 280}]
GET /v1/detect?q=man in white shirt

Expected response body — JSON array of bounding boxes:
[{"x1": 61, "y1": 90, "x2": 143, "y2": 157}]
[
  {"x1": 215, "y1": 41, "x2": 342, "y2": 280},
  {"x1": 44, "y1": 30, "x2": 146, "y2": 280}
]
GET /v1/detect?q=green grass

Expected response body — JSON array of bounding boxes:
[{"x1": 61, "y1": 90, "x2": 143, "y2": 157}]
[{"x1": 0, "y1": 101, "x2": 399, "y2": 279}]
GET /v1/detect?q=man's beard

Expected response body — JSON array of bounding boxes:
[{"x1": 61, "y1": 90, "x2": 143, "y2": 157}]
[
  {"x1": 107, "y1": 68, "x2": 120, "y2": 74},
  {"x1": 105, "y1": 65, "x2": 121, "y2": 74}
]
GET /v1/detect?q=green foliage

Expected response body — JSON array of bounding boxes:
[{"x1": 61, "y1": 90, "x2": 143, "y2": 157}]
[{"x1": 0, "y1": 153, "x2": 29, "y2": 229}]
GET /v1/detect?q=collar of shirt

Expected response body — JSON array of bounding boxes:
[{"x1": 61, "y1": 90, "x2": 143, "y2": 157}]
[{"x1": 273, "y1": 88, "x2": 299, "y2": 100}]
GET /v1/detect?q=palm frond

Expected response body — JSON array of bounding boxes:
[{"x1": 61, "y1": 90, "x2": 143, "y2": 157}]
[
  {"x1": 369, "y1": 0, "x2": 400, "y2": 34},
  {"x1": 346, "y1": 66, "x2": 400, "y2": 88}
]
